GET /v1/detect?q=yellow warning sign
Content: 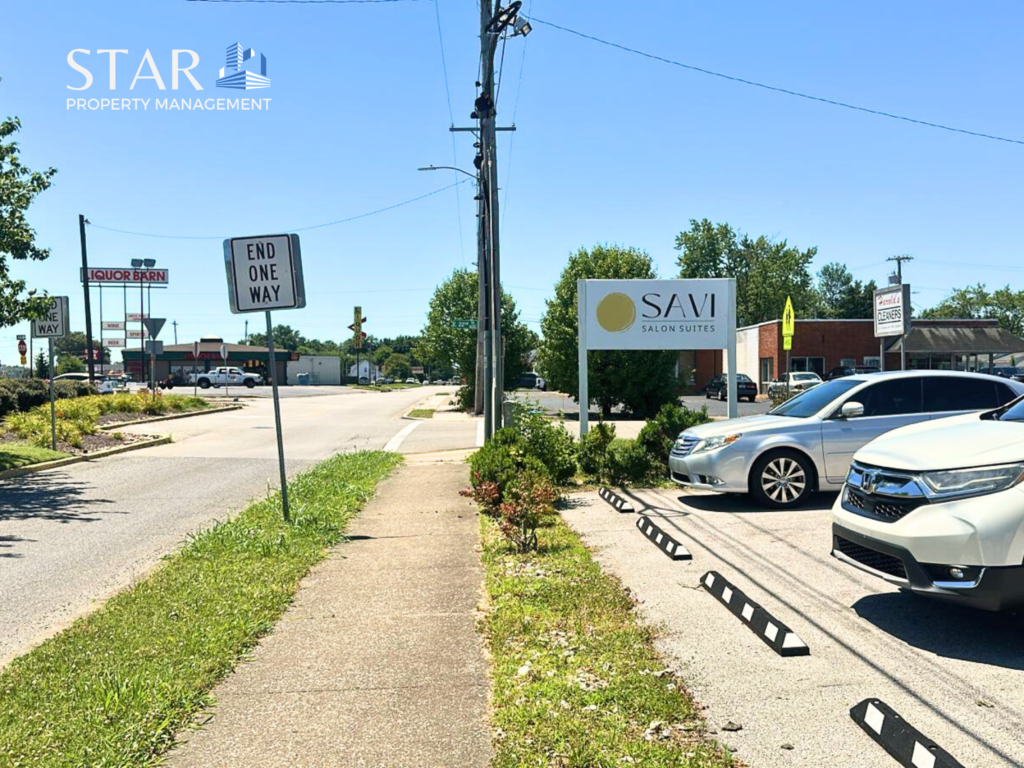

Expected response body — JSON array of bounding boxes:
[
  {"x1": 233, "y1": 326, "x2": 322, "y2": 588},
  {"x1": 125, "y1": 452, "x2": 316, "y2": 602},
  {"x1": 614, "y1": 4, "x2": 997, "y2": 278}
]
[
  {"x1": 782, "y1": 297, "x2": 795, "y2": 337},
  {"x1": 783, "y1": 335, "x2": 792, "y2": 351}
]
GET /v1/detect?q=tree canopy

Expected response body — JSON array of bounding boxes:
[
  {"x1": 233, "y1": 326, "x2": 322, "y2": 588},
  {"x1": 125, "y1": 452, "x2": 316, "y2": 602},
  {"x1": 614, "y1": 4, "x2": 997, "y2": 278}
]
[
  {"x1": 814, "y1": 262, "x2": 877, "y2": 319},
  {"x1": 54, "y1": 331, "x2": 110, "y2": 364},
  {"x1": 0, "y1": 115, "x2": 57, "y2": 326},
  {"x1": 537, "y1": 244, "x2": 679, "y2": 417},
  {"x1": 922, "y1": 284, "x2": 1024, "y2": 337}
]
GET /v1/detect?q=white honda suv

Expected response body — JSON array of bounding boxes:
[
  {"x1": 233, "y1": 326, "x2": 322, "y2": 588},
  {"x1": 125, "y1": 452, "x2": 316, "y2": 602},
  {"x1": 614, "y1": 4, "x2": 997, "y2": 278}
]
[{"x1": 832, "y1": 393, "x2": 1024, "y2": 612}]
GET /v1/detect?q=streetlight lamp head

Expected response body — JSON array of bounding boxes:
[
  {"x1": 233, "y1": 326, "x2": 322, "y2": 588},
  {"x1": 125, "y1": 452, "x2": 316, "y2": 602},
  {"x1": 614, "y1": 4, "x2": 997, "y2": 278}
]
[
  {"x1": 417, "y1": 166, "x2": 437, "y2": 172},
  {"x1": 143, "y1": 258, "x2": 156, "y2": 268},
  {"x1": 513, "y1": 16, "x2": 532, "y2": 36},
  {"x1": 130, "y1": 259, "x2": 143, "y2": 268}
]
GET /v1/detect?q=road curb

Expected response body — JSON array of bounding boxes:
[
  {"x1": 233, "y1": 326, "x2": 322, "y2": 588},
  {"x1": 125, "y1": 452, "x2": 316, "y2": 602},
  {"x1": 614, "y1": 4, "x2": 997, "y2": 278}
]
[
  {"x1": 99, "y1": 404, "x2": 243, "y2": 430},
  {"x1": 700, "y1": 570, "x2": 809, "y2": 657},
  {"x1": 0, "y1": 435, "x2": 172, "y2": 481},
  {"x1": 850, "y1": 699, "x2": 964, "y2": 768},
  {"x1": 635, "y1": 515, "x2": 691, "y2": 560},
  {"x1": 598, "y1": 487, "x2": 635, "y2": 513}
]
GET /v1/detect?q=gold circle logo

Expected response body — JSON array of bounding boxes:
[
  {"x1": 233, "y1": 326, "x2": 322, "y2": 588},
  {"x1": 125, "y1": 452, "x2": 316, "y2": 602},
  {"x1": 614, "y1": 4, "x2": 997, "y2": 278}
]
[{"x1": 596, "y1": 292, "x2": 636, "y2": 333}]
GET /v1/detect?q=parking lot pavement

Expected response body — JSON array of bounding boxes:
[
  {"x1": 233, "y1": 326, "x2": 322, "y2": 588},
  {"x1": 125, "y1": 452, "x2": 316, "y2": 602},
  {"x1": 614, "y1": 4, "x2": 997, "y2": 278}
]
[
  {"x1": 516, "y1": 391, "x2": 770, "y2": 419},
  {"x1": 561, "y1": 489, "x2": 1024, "y2": 767}
]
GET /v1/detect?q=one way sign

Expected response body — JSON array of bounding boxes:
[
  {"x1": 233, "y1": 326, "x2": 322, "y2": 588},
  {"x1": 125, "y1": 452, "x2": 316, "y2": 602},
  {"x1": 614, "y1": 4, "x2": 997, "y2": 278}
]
[
  {"x1": 224, "y1": 233, "x2": 306, "y2": 314},
  {"x1": 31, "y1": 297, "x2": 70, "y2": 338}
]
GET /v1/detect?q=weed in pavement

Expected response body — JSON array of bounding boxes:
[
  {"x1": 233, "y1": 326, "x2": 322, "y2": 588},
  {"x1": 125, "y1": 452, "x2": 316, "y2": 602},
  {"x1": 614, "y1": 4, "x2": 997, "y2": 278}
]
[
  {"x1": 480, "y1": 513, "x2": 734, "y2": 767},
  {"x1": 0, "y1": 450, "x2": 402, "y2": 767}
]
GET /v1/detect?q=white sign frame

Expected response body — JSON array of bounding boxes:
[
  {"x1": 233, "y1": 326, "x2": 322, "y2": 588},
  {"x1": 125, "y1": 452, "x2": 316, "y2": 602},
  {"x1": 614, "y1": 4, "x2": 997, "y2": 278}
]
[
  {"x1": 577, "y1": 278, "x2": 738, "y2": 434},
  {"x1": 103, "y1": 338, "x2": 126, "y2": 348},
  {"x1": 874, "y1": 284, "x2": 911, "y2": 338},
  {"x1": 31, "y1": 296, "x2": 70, "y2": 339},
  {"x1": 223, "y1": 233, "x2": 306, "y2": 314}
]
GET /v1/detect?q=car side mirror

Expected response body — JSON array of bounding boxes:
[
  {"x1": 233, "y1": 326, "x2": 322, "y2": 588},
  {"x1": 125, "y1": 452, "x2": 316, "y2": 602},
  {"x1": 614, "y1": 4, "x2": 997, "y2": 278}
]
[{"x1": 840, "y1": 401, "x2": 864, "y2": 419}]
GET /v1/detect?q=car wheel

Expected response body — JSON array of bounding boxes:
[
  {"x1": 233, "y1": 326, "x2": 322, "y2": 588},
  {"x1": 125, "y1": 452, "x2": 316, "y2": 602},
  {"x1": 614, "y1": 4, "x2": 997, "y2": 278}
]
[
  {"x1": 718, "y1": 388, "x2": 726, "y2": 401},
  {"x1": 246, "y1": 379, "x2": 256, "y2": 389},
  {"x1": 198, "y1": 380, "x2": 211, "y2": 389},
  {"x1": 750, "y1": 451, "x2": 814, "y2": 509}
]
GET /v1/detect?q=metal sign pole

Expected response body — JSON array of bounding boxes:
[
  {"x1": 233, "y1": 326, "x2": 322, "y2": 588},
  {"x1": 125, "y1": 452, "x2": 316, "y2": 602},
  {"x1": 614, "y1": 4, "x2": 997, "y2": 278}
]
[
  {"x1": 266, "y1": 311, "x2": 290, "y2": 522},
  {"x1": 577, "y1": 280, "x2": 588, "y2": 437},
  {"x1": 49, "y1": 338, "x2": 57, "y2": 451}
]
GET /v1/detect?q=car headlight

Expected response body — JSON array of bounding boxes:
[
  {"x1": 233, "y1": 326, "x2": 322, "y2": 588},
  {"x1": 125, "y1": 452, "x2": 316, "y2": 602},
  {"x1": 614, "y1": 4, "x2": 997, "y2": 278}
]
[
  {"x1": 690, "y1": 434, "x2": 742, "y2": 455},
  {"x1": 921, "y1": 463, "x2": 1024, "y2": 500}
]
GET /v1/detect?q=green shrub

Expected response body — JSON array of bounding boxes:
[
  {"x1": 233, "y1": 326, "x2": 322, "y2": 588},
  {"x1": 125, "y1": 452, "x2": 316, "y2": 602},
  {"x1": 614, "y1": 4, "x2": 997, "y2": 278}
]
[
  {"x1": 510, "y1": 408, "x2": 577, "y2": 485},
  {"x1": 635, "y1": 402, "x2": 711, "y2": 459},
  {"x1": 495, "y1": 469, "x2": 558, "y2": 552},
  {"x1": 606, "y1": 439, "x2": 654, "y2": 486},
  {"x1": 456, "y1": 385, "x2": 474, "y2": 412},
  {"x1": 0, "y1": 388, "x2": 17, "y2": 418},
  {"x1": 578, "y1": 421, "x2": 616, "y2": 478}
]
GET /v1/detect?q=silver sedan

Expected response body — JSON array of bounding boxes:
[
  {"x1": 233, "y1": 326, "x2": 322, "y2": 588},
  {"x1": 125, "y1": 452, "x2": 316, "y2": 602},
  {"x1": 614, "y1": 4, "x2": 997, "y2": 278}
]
[{"x1": 669, "y1": 370, "x2": 1024, "y2": 509}]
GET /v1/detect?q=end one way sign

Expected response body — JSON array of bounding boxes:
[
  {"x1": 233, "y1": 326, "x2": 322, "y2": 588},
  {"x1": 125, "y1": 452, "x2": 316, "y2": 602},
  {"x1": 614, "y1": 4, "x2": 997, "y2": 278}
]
[
  {"x1": 224, "y1": 234, "x2": 306, "y2": 314},
  {"x1": 31, "y1": 297, "x2": 70, "y2": 338}
]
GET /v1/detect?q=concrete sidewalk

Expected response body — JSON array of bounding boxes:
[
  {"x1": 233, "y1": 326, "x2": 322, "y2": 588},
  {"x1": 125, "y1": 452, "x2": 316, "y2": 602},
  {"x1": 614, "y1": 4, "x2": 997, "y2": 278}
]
[{"x1": 168, "y1": 463, "x2": 491, "y2": 768}]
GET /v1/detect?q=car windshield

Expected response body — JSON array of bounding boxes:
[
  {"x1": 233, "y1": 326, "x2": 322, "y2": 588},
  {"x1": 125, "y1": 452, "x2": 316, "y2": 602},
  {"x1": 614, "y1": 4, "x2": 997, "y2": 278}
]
[
  {"x1": 793, "y1": 373, "x2": 819, "y2": 381},
  {"x1": 770, "y1": 379, "x2": 860, "y2": 418},
  {"x1": 736, "y1": 374, "x2": 752, "y2": 383},
  {"x1": 997, "y1": 395, "x2": 1024, "y2": 421}
]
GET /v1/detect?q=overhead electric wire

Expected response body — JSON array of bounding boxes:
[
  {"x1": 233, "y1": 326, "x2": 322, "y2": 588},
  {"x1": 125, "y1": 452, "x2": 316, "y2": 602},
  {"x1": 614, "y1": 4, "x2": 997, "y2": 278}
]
[
  {"x1": 88, "y1": 180, "x2": 470, "y2": 239},
  {"x1": 187, "y1": 0, "x2": 420, "y2": 4},
  {"x1": 531, "y1": 16, "x2": 1024, "y2": 147},
  {"x1": 500, "y1": 0, "x2": 531, "y2": 229},
  {"x1": 432, "y1": 0, "x2": 467, "y2": 265}
]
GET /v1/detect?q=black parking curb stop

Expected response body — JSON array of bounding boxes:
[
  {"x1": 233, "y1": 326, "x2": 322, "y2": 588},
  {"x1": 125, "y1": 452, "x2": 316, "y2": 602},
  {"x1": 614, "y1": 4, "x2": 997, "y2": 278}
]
[
  {"x1": 635, "y1": 515, "x2": 691, "y2": 560},
  {"x1": 850, "y1": 699, "x2": 965, "y2": 768},
  {"x1": 700, "y1": 571, "x2": 809, "y2": 657},
  {"x1": 598, "y1": 487, "x2": 635, "y2": 513}
]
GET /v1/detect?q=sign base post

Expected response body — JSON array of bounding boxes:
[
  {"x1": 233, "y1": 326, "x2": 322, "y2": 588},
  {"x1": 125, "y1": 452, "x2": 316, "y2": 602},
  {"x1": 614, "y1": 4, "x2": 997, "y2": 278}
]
[
  {"x1": 266, "y1": 312, "x2": 290, "y2": 522},
  {"x1": 48, "y1": 339, "x2": 57, "y2": 451}
]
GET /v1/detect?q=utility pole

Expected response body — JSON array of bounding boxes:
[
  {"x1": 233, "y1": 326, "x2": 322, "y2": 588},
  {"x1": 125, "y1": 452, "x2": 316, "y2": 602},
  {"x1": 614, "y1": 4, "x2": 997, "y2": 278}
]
[
  {"x1": 244, "y1": 319, "x2": 249, "y2": 345},
  {"x1": 887, "y1": 254, "x2": 914, "y2": 371},
  {"x1": 172, "y1": 320, "x2": 178, "y2": 344},
  {"x1": 79, "y1": 214, "x2": 96, "y2": 381}
]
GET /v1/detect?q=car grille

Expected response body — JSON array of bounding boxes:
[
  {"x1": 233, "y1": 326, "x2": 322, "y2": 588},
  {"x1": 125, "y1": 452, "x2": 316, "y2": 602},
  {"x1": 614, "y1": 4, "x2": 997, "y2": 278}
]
[
  {"x1": 671, "y1": 435, "x2": 700, "y2": 458},
  {"x1": 835, "y1": 537, "x2": 908, "y2": 580},
  {"x1": 845, "y1": 487, "x2": 924, "y2": 523}
]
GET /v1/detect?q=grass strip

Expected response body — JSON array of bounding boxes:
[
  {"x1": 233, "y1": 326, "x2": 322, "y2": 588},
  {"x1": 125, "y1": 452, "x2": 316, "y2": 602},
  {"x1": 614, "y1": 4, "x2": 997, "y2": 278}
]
[
  {"x1": 407, "y1": 408, "x2": 436, "y2": 419},
  {"x1": 0, "y1": 450, "x2": 403, "y2": 767},
  {"x1": 480, "y1": 513, "x2": 733, "y2": 767},
  {"x1": 0, "y1": 441, "x2": 68, "y2": 471}
]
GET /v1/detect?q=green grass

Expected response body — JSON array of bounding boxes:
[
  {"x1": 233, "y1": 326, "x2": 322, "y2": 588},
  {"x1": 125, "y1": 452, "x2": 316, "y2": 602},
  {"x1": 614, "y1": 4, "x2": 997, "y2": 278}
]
[
  {"x1": 0, "y1": 450, "x2": 403, "y2": 767},
  {"x1": 480, "y1": 513, "x2": 733, "y2": 767},
  {"x1": 0, "y1": 441, "x2": 69, "y2": 471},
  {"x1": 407, "y1": 408, "x2": 435, "y2": 419},
  {"x1": 352, "y1": 382, "x2": 420, "y2": 391}
]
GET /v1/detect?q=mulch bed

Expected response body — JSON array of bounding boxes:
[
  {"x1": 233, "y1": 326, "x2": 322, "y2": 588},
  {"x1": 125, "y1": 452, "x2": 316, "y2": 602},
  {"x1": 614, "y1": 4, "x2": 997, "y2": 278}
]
[{"x1": 0, "y1": 426, "x2": 159, "y2": 457}]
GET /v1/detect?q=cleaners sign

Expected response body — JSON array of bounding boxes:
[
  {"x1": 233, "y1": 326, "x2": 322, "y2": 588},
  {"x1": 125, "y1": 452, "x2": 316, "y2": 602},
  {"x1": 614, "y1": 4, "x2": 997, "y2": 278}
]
[
  {"x1": 873, "y1": 284, "x2": 911, "y2": 338},
  {"x1": 223, "y1": 233, "x2": 306, "y2": 314},
  {"x1": 31, "y1": 296, "x2": 70, "y2": 338}
]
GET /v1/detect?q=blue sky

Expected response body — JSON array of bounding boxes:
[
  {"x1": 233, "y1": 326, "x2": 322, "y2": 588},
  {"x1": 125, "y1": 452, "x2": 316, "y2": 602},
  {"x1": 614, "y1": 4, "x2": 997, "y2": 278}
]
[{"x1": 2, "y1": 0, "x2": 1022, "y2": 362}]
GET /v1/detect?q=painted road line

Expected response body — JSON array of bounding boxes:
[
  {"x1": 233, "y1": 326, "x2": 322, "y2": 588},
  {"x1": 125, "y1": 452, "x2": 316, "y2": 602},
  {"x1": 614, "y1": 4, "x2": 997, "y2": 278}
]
[
  {"x1": 850, "y1": 699, "x2": 965, "y2": 768},
  {"x1": 635, "y1": 515, "x2": 691, "y2": 560},
  {"x1": 384, "y1": 421, "x2": 422, "y2": 453},
  {"x1": 598, "y1": 487, "x2": 635, "y2": 513},
  {"x1": 700, "y1": 570, "x2": 809, "y2": 657},
  {"x1": 476, "y1": 419, "x2": 485, "y2": 447}
]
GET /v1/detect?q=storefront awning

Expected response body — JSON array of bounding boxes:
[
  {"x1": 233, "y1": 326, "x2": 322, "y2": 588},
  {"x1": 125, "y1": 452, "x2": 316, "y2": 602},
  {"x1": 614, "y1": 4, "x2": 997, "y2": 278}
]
[{"x1": 886, "y1": 325, "x2": 1024, "y2": 355}]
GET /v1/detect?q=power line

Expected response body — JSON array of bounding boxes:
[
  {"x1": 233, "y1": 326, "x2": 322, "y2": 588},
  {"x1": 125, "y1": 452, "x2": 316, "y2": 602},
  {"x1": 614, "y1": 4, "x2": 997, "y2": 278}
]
[
  {"x1": 88, "y1": 180, "x2": 470, "y2": 239},
  {"x1": 531, "y1": 16, "x2": 1024, "y2": 147},
  {"x1": 187, "y1": 0, "x2": 421, "y2": 4},
  {"x1": 501, "y1": 0, "x2": 532, "y2": 230},
  {"x1": 432, "y1": 0, "x2": 466, "y2": 265}
]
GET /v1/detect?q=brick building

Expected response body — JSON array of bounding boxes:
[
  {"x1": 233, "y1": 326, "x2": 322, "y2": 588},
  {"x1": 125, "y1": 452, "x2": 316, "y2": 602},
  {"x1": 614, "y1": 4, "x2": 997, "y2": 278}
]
[{"x1": 686, "y1": 318, "x2": 1024, "y2": 394}]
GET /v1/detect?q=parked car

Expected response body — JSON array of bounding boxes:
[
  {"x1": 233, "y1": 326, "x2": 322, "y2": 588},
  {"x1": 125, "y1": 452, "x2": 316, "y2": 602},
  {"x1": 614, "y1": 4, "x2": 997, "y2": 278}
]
[
  {"x1": 514, "y1": 372, "x2": 547, "y2": 391},
  {"x1": 188, "y1": 367, "x2": 261, "y2": 389},
  {"x1": 704, "y1": 373, "x2": 758, "y2": 402},
  {"x1": 669, "y1": 371, "x2": 1024, "y2": 509},
  {"x1": 767, "y1": 372, "x2": 823, "y2": 398},
  {"x1": 404, "y1": 378, "x2": 417, "y2": 384},
  {"x1": 53, "y1": 372, "x2": 124, "y2": 395},
  {"x1": 825, "y1": 365, "x2": 881, "y2": 380},
  {"x1": 977, "y1": 365, "x2": 1024, "y2": 382},
  {"x1": 832, "y1": 391, "x2": 1024, "y2": 612}
]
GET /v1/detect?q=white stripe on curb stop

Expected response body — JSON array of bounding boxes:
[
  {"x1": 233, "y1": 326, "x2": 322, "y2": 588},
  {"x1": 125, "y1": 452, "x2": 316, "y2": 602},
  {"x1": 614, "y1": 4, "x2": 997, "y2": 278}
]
[
  {"x1": 476, "y1": 419, "x2": 485, "y2": 447},
  {"x1": 384, "y1": 421, "x2": 422, "y2": 452}
]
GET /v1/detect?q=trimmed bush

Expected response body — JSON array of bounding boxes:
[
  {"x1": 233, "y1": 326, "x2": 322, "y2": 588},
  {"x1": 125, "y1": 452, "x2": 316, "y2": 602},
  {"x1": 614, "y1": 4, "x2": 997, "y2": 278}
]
[
  {"x1": 578, "y1": 421, "x2": 616, "y2": 478},
  {"x1": 511, "y1": 408, "x2": 577, "y2": 485}
]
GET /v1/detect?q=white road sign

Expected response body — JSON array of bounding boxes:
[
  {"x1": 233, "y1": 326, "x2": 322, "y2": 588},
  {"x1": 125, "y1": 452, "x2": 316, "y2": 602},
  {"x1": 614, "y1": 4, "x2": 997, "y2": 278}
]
[
  {"x1": 103, "y1": 338, "x2": 126, "y2": 348},
  {"x1": 127, "y1": 329, "x2": 144, "y2": 339},
  {"x1": 126, "y1": 313, "x2": 149, "y2": 322},
  {"x1": 31, "y1": 297, "x2": 69, "y2": 338},
  {"x1": 102, "y1": 321, "x2": 125, "y2": 331},
  {"x1": 224, "y1": 234, "x2": 305, "y2": 314},
  {"x1": 874, "y1": 284, "x2": 911, "y2": 338}
]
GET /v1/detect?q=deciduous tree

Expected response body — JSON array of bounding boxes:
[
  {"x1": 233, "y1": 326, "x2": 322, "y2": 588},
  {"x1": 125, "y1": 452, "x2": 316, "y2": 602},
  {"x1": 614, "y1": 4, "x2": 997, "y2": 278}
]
[
  {"x1": 815, "y1": 262, "x2": 877, "y2": 319},
  {"x1": 923, "y1": 284, "x2": 1024, "y2": 337}
]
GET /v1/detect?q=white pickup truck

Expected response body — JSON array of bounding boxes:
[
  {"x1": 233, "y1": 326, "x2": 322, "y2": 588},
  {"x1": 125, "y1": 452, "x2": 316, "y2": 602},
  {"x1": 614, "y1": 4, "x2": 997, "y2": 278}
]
[{"x1": 188, "y1": 366, "x2": 261, "y2": 389}]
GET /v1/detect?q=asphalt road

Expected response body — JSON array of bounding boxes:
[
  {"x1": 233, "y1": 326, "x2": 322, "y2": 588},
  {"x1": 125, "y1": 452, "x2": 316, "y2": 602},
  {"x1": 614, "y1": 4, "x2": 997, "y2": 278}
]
[
  {"x1": 516, "y1": 390, "x2": 771, "y2": 419},
  {"x1": 562, "y1": 489, "x2": 1024, "y2": 767},
  {"x1": 0, "y1": 386, "x2": 462, "y2": 665}
]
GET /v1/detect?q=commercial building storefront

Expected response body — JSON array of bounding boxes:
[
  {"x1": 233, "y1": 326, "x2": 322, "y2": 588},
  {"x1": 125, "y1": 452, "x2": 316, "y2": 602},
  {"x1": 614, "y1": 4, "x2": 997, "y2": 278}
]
[
  {"x1": 688, "y1": 318, "x2": 1024, "y2": 393},
  {"x1": 121, "y1": 336, "x2": 290, "y2": 384}
]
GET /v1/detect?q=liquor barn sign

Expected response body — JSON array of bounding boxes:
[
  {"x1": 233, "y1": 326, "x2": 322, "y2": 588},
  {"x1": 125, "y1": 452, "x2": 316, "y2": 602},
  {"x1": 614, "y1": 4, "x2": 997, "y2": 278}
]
[{"x1": 82, "y1": 267, "x2": 169, "y2": 284}]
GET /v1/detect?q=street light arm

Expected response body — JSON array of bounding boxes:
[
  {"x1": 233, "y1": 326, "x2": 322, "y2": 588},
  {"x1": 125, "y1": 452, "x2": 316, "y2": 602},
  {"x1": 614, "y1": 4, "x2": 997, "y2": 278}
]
[{"x1": 417, "y1": 165, "x2": 477, "y2": 180}]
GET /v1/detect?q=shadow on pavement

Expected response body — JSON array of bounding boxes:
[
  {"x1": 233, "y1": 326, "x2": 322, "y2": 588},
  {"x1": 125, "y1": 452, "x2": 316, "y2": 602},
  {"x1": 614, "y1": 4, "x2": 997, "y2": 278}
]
[
  {"x1": 0, "y1": 472, "x2": 114, "y2": 524},
  {"x1": 674, "y1": 492, "x2": 838, "y2": 514},
  {"x1": 0, "y1": 534, "x2": 35, "y2": 558},
  {"x1": 853, "y1": 592, "x2": 1024, "y2": 671}
]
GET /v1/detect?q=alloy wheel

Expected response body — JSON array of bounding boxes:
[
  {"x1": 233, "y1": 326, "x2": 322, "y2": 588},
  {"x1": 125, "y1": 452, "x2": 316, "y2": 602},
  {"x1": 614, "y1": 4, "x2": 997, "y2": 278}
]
[{"x1": 760, "y1": 457, "x2": 807, "y2": 504}]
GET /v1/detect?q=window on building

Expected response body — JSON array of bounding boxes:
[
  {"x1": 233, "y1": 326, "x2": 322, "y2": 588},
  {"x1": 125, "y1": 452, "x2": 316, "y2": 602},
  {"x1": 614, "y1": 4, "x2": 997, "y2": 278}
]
[
  {"x1": 789, "y1": 356, "x2": 825, "y2": 376},
  {"x1": 759, "y1": 358, "x2": 774, "y2": 391}
]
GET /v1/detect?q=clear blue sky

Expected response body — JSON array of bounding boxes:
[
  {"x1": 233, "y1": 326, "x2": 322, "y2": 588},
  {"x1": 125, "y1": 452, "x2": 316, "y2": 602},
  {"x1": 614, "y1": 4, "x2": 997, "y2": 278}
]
[{"x1": 3, "y1": 0, "x2": 1022, "y2": 362}]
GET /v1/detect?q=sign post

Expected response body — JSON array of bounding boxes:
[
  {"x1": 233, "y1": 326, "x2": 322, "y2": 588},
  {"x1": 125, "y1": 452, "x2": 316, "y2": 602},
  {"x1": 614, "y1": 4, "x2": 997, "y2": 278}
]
[
  {"x1": 31, "y1": 297, "x2": 69, "y2": 450},
  {"x1": 193, "y1": 341, "x2": 200, "y2": 397},
  {"x1": 873, "y1": 284, "x2": 911, "y2": 372},
  {"x1": 224, "y1": 233, "x2": 305, "y2": 521},
  {"x1": 577, "y1": 279, "x2": 737, "y2": 435}
]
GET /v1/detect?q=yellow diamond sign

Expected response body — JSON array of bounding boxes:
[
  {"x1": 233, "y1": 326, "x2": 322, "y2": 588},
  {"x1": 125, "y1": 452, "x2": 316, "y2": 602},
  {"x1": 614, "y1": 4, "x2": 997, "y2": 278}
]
[{"x1": 782, "y1": 296, "x2": 795, "y2": 337}]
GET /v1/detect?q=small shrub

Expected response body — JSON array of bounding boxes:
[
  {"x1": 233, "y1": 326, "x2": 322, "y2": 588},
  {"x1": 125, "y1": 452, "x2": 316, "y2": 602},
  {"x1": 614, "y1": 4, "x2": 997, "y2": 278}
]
[
  {"x1": 511, "y1": 408, "x2": 577, "y2": 485},
  {"x1": 0, "y1": 388, "x2": 17, "y2": 418},
  {"x1": 456, "y1": 385, "x2": 474, "y2": 412},
  {"x1": 606, "y1": 439, "x2": 653, "y2": 486},
  {"x1": 578, "y1": 421, "x2": 616, "y2": 478},
  {"x1": 496, "y1": 469, "x2": 558, "y2": 552},
  {"x1": 467, "y1": 428, "x2": 553, "y2": 511},
  {"x1": 459, "y1": 476, "x2": 501, "y2": 516}
]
